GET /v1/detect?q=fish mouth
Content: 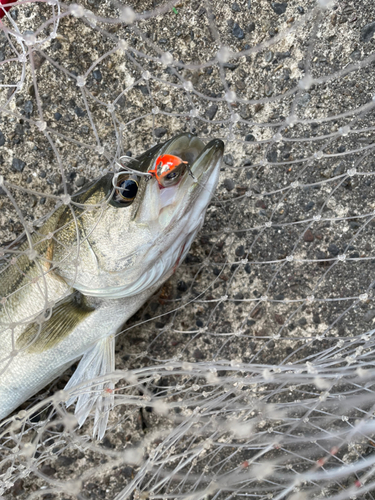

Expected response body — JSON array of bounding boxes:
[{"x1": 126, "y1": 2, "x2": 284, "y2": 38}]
[{"x1": 135, "y1": 133, "x2": 224, "y2": 229}]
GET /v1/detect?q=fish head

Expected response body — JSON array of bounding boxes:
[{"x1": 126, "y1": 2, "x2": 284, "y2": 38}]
[{"x1": 57, "y1": 133, "x2": 224, "y2": 298}]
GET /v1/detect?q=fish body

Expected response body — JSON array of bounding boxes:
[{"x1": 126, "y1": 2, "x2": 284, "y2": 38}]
[{"x1": 0, "y1": 134, "x2": 224, "y2": 436}]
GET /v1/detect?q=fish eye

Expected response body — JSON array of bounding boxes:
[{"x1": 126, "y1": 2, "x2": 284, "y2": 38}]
[
  {"x1": 118, "y1": 179, "x2": 138, "y2": 199},
  {"x1": 113, "y1": 174, "x2": 139, "y2": 206}
]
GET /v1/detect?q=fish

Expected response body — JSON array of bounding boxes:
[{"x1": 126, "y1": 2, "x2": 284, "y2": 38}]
[{"x1": 0, "y1": 133, "x2": 224, "y2": 438}]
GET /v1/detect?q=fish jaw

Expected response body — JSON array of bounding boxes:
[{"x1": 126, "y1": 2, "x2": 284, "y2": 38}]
[{"x1": 71, "y1": 135, "x2": 224, "y2": 299}]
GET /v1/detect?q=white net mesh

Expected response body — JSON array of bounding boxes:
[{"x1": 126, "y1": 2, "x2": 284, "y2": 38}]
[{"x1": 1, "y1": 0, "x2": 375, "y2": 498}]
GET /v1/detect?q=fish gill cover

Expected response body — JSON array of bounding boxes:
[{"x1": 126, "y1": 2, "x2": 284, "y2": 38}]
[{"x1": 1, "y1": 0, "x2": 375, "y2": 498}]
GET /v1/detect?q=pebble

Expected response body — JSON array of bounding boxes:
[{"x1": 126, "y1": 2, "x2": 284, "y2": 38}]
[
  {"x1": 177, "y1": 280, "x2": 187, "y2": 292},
  {"x1": 255, "y1": 199, "x2": 267, "y2": 209},
  {"x1": 276, "y1": 51, "x2": 291, "y2": 60},
  {"x1": 120, "y1": 466, "x2": 133, "y2": 478},
  {"x1": 9, "y1": 479, "x2": 23, "y2": 496},
  {"x1": 264, "y1": 82, "x2": 273, "y2": 97},
  {"x1": 51, "y1": 173, "x2": 62, "y2": 185},
  {"x1": 223, "y1": 63, "x2": 238, "y2": 70},
  {"x1": 231, "y1": 2, "x2": 241, "y2": 12},
  {"x1": 154, "y1": 127, "x2": 167, "y2": 138},
  {"x1": 54, "y1": 112, "x2": 62, "y2": 121},
  {"x1": 364, "y1": 310, "x2": 375, "y2": 322},
  {"x1": 138, "y1": 85, "x2": 149, "y2": 96},
  {"x1": 328, "y1": 243, "x2": 340, "y2": 256},
  {"x1": 0, "y1": 51, "x2": 4, "y2": 62},
  {"x1": 247, "y1": 22, "x2": 255, "y2": 33},
  {"x1": 298, "y1": 317, "x2": 307, "y2": 326},
  {"x1": 316, "y1": 250, "x2": 327, "y2": 261},
  {"x1": 0, "y1": 130, "x2": 5, "y2": 147},
  {"x1": 313, "y1": 314, "x2": 320, "y2": 324},
  {"x1": 75, "y1": 106, "x2": 85, "y2": 117},
  {"x1": 223, "y1": 153, "x2": 234, "y2": 166},
  {"x1": 206, "y1": 104, "x2": 218, "y2": 120},
  {"x1": 267, "y1": 150, "x2": 277, "y2": 163},
  {"x1": 298, "y1": 93, "x2": 311, "y2": 107},
  {"x1": 232, "y1": 23, "x2": 245, "y2": 40},
  {"x1": 12, "y1": 158, "x2": 26, "y2": 172},
  {"x1": 76, "y1": 176, "x2": 86, "y2": 187},
  {"x1": 235, "y1": 245, "x2": 245, "y2": 257},
  {"x1": 361, "y1": 21, "x2": 375, "y2": 43},
  {"x1": 303, "y1": 229, "x2": 314, "y2": 242},
  {"x1": 297, "y1": 6, "x2": 305, "y2": 14},
  {"x1": 234, "y1": 292, "x2": 244, "y2": 303},
  {"x1": 193, "y1": 348, "x2": 205, "y2": 360},
  {"x1": 223, "y1": 178, "x2": 235, "y2": 191},
  {"x1": 236, "y1": 80, "x2": 246, "y2": 90},
  {"x1": 350, "y1": 50, "x2": 361, "y2": 61},
  {"x1": 24, "y1": 100, "x2": 33, "y2": 116},
  {"x1": 245, "y1": 133, "x2": 255, "y2": 142},
  {"x1": 264, "y1": 50, "x2": 273, "y2": 63},
  {"x1": 92, "y1": 69, "x2": 102, "y2": 81},
  {"x1": 271, "y1": 2, "x2": 287, "y2": 15},
  {"x1": 305, "y1": 201, "x2": 315, "y2": 211},
  {"x1": 275, "y1": 314, "x2": 284, "y2": 325},
  {"x1": 40, "y1": 465, "x2": 56, "y2": 477},
  {"x1": 337, "y1": 145, "x2": 346, "y2": 153},
  {"x1": 333, "y1": 163, "x2": 345, "y2": 176},
  {"x1": 53, "y1": 40, "x2": 62, "y2": 50},
  {"x1": 56, "y1": 455, "x2": 75, "y2": 467}
]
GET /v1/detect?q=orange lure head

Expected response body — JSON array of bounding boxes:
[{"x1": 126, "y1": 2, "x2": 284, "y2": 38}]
[{"x1": 148, "y1": 154, "x2": 188, "y2": 188}]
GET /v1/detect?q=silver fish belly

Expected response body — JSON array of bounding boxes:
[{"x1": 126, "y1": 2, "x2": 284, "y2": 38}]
[{"x1": 0, "y1": 133, "x2": 224, "y2": 437}]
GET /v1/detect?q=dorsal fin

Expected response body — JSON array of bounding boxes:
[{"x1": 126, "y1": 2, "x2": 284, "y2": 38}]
[{"x1": 16, "y1": 292, "x2": 94, "y2": 353}]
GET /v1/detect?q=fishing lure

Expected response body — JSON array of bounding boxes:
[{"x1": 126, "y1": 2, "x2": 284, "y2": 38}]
[{"x1": 148, "y1": 154, "x2": 189, "y2": 188}]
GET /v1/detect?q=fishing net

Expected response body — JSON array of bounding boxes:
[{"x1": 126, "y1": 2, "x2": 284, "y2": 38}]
[{"x1": 1, "y1": 0, "x2": 375, "y2": 498}]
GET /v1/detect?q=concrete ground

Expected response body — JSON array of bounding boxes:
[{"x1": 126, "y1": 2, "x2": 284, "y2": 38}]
[{"x1": 1, "y1": 0, "x2": 375, "y2": 498}]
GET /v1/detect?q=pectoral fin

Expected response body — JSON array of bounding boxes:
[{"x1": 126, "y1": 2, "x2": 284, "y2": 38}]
[
  {"x1": 65, "y1": 335, "x2": 115, "y2": 440},
  {"x1": 16, "y1": 292, "x2": 94, "y2": 353}
]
